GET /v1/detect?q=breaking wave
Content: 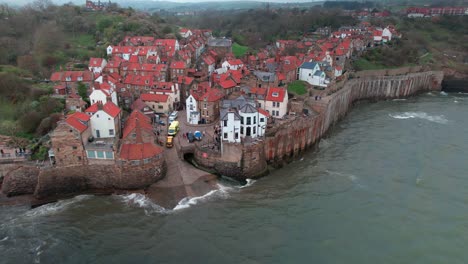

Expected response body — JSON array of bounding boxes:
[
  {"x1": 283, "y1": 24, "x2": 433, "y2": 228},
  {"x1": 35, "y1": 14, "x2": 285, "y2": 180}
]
[
  {"x1": 173, "y1": 184, "x2": 233, "y2": 211},
  {"x1": 440, "y1": 91, "x2": 448, "y2": 96},
  {"x1": 118, "y1": 193, "x2": 167, "y2": 215},
  {"x1": 389, "y1": 112, "x2": 448, "y2": 124},
  {"x1": 24, "y1": 195, "x2": 93, "y2": 218},
  {"x1": 392, "y1": 98, "x2": 407, "y2": 101}
]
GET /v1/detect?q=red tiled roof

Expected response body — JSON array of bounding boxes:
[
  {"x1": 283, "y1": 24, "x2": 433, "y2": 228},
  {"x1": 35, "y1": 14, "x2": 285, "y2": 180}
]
[
  {"x1": 219, "y1": 79, "x2": 237, "y2": 89},
  {"x1": 227, "y1": 59, "x2": 244, "y2": 66},
  {"x1": 170, "y1": 61, "x2": 185, "y2": 69},
  {"x1": 89, "y1": 58, "x2": 104, "y2": 67},
  {"x1": 120, "y1": 143, "x2": 163, "y2": 160},
  {"x1": 71, "y1": 111, "x2": 91, "y2": 122},
  {"x1": 266, "y1": 87, "x2": 286, "y2": 102},
  {"x1": 141, "y1": 93, "x2": 169, "y2": 102},
  {"x1": 201, "y1": 88, "x2": 224, "y2": 102},
  {"x1": 85, "y1": 101, "x2": 121, "y2": 118},
  {"x1": 122, "y1": 110, "x2": 153, "y2": 139},
  {"x1": 65, "y1": 112, "x2": 90, "y2": 133},
  {"x1": 258, "y1": 108, "x2": 270, "y2": 117},
  {"x1": 250, "y1": 87, "x2": 267, "y2": 96}
]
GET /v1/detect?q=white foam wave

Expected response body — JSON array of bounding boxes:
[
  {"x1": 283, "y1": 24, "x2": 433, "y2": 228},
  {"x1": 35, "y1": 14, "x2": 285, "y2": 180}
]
[
  {"x1": 119, "y1": 193, "x2": 167, "y2": 215},
  {"x1": 173, "y1": 184, "x2": 233, "y2": 211},
  {"x1": 392, "y1": 99, "x2": 407, "y2": 101},
  {"x1": 389, "y1": 112, "x2": 448, "y2": 124},
  {"x1": 25, "y1": 195, "x2": 93, "y2": 217},
  {"x1": 440, "y1": 91, "x2": 448, "y2": 96},
  {"x1": 427, "y1": 92, "x2": 434, "y2": 96},
  {"x1": 454, "y1": 100, "x2": 459, "y2": 103},
  {"x1": 240, "y1": 179, "x2": 257, "y2": 189},
  {"x1": 0, "y1": 236, "x2": 8, "y2": 242}
]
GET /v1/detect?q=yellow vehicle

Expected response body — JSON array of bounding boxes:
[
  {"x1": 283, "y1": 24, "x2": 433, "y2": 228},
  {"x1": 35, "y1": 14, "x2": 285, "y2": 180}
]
[
  {"x1": 168, "y1": 121, "x2": 179, "y2": 136},
  {"x1": 166, "y1": 136, "x2": 174, "y2": 148}
]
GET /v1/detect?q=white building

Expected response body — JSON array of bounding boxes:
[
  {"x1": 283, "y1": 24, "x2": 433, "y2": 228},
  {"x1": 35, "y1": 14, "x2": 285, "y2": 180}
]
[
  {"x1": 88, "y1": 58, "x2": 107, "y2": 74},
  {"x1": 221, "y1": 59, "x2": 244, "y2": 71},
  {"x1": 220, "y1": 96, "x2": 269, "y2": 143},
  {"x1": 85, "y1": 101, "x2": 121, "y2": 138},
  {"x1": 180, "y1": 28, "x2": 193, "y2": 38},
  {"x1": 186, "y1": 94, "x2": 200, "y2": 125},
  {"x1": 298, "y1": 62, "x2": 328, "y2": 87},
  {"x1": 89, "y1": 87, "x2": 118, "y2": 106},
  {"x1": 264, "y1": 87, "x2": 288, "y2": 118}
]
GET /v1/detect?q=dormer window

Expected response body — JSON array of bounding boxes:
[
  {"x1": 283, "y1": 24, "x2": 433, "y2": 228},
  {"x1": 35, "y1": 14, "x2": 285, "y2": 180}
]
[
  {"x1": 77, "y1": 77, "x2": 83, "y2": 81},
  {"x1": 272, "y1": 92, "x2": 279, "y2": 97}
]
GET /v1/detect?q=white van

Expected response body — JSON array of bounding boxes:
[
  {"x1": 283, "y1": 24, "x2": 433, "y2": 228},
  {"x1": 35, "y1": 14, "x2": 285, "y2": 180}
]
[{"x1": 168, "y1": 111, "x2": 178, "y2": 123}]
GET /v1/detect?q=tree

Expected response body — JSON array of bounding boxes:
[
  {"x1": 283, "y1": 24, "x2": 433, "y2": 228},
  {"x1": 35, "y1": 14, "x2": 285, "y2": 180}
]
[{"x1": 77, "y1": 82, "x2": 88, "y2": 102}]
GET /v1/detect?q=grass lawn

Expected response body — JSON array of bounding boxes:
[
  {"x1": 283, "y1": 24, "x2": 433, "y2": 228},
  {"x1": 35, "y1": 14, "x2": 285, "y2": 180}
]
[
  {"x1": 353, "y1": 58, "x2": 388, "y2": 71},
  {"x1": 232, "y1": 42, "x2": 249, "y2": 58},
  {"x1": 287, "y1": 80, "x2": 308, "y2": 95}
]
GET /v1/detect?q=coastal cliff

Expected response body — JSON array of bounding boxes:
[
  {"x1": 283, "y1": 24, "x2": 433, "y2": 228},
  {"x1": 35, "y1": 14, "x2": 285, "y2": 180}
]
[{"x1": 194, "y1": 70, "x2": 444, "y2": 180}]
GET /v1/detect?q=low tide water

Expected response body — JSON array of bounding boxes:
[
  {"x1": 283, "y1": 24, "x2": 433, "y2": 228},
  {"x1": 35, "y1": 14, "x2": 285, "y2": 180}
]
[{"x1": 1, "y1": 92, "x2": 468, "y2": 264}]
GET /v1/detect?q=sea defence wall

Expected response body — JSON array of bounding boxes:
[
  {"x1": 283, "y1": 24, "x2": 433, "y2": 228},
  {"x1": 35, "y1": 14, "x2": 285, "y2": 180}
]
[
  {"x1": 1, "y1": 159, "x2": 166, "y2": 199},
  {"x1": 193, "y1": 70, "x2": 444, "y2": 180},
  {"x1": 264, "y1": 71, "x2": 444, "y2": 164}
]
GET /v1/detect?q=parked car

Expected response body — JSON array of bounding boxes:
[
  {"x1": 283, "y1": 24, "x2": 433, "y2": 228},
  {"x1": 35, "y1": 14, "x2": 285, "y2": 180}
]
[
  {"x1": 158, "y1": 120, "x2": 166, "y2": 126},
  {"x1": 166, "y1": 136, "x2": 173, "y2": 148},
  {"x1": 168, "y1": 111, "x2": 178, "y2": 123}
]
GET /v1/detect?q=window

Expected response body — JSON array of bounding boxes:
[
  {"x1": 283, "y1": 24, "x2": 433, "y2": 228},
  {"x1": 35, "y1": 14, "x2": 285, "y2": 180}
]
[
  {"x1": 131, "y1": 160, "x2": 140, "y2": 165},
  {"x1": 272, "y1": 92, "x2": 279, "y2": 97},
  {"x1": 240, "y1": 127, "x2": 244, "y2": 134},
  {"x1": 241, "y1": 116, "x2": 244, "y2": 125},
  {"x1": 158, "y1": 105, "x2": 163, "y2": 109},
  {"x1": 246, "y1": 127, "x2": 251, "y2": 136},
  {"x1": 223, "y1": 120, "x2": 227, "y2": 127},
  {"x1": 277, "y1": 103, "x2": 281, "y2": 108},
  {"x1": 223, "y1": 133, "x2": 228, "y2": 139},
  {"x1": 97, "y1": 151, "x2": 104, "y2": 159},
  {"x1": 235, "y1": 132, "x2": 239, "y2": 139},
  {"x1": 247, "y1": 117, "x2": 251, "y2": 125},
  {"x1": 72, "y1": 146, "x2": 77, "y2": 150},
  {"x1": 204, "y1": 103, "x2": 207, "y2": 109},
  {"x1": 260, "y1": 118, "x2": 265, "y2": 123},
  {"x1": 253, "y1": 126, "x2": 256, "y2": 134},
  {"x1": 105, "y1": 151, "x2": 114, "y2": 159},
  {"x1": 78, "y1": 156, "x2": 81, "y2": 161},
  {"x1": 87, "y1": 150, "x2": 96, "y2": 158},
  {"x1": 253, "y1": 116, "x2": 256, "y2": 124},
  {"x1": 109, "y1": 129, "x2": 114, "y2": 136},
  {"x1": 144, "y1": 158, "x2": 150, "y2": 164}
]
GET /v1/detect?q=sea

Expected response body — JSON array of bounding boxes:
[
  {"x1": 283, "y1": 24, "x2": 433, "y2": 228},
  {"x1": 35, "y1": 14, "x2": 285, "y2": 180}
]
[{"x1": 1, "y1": 91, "x2": 468, "y2": 264}]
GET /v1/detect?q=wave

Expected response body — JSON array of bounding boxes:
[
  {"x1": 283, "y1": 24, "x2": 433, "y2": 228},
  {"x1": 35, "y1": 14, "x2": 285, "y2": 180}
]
[
  {"x1": 240, "y1": 179, "x2": 257, "y2": 189},
  {"x1": 440, "y1": 91, "x2": 448, "y2": 96},
  {"x1": 24, "y1": 195, "x2": 93, "y2": 218},
  {"x1": 389, "y1": 112, "x2": 448, "y2": 124},
  {"x1": 118, "y1": 193, "x2": 167, "y2": 215},
  {"x1": 173, "y1": 184, "x2": 233, "y2": 211},
  {"x1": 392, "y1": 99, "x2": 407, "y2": 101}
]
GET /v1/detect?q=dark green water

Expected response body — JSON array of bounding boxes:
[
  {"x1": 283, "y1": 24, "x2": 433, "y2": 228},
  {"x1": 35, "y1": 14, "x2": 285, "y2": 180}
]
[{"x1": 1, "y1": 92, "x2": 468, "y2": 264}]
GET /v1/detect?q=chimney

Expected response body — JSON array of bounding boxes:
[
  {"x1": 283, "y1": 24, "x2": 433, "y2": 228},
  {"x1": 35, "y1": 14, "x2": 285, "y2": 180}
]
[{"x1": 97, "y1": 101, "x2": 103, "y2": 110}]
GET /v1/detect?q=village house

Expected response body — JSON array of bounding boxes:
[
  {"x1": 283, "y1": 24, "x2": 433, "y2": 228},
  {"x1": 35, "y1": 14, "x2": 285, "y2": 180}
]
[
  {"x1": 298, "y1": 62, "x2": 328, "y2": 88},
  {"x1": 179, "y1": 28, "x2": 193, "y2": 39},
  {"x1": 50, "y1": 71, "x2": 94, "y2": 95},
  {"x1": 220, "y1": 96, "x2": 268, "y2": 143},
  {"x1": 186, "y1": 86, "x2": 224, "y2": 124},
  {"x1": 88, "y1": 58, "x2": 107, "y2": 74},
  {"x1": 140, "y1": 93, "x2": 171, "y2": 114},
  {"x1": 89, "y1": 84, "x2": 118, "y2": 106},
  {"x1": 85, "y1": 101, "x2": 122, "y2": 139},
  {"x1": 207, "y1": 38, "x2": 232, "y2": 62},
  {"x1": 170, "y1": 61, "x2": 186, "y2": 80},
  {"x1": 65, "y1": 94, "x2": 87, "y2": 112},
  {"x1": 118, "y1": 111, "x2": 164, "y2": 166},
  {"x1": 50, "y1": 112, "x2": 91, "y2": 166},
  {"x1": 264, "y1": 87, "x2": 288, "y2": 118},
  {"x1": 222, "y1": 59, "x2": 244, "y2": 71}
]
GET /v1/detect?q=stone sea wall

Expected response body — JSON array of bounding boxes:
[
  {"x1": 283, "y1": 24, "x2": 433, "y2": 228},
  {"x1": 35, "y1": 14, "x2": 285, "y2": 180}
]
[
  {"x1": 1, "y1": 159, "x2": 166, "y2": 199},
  {"x1": 265, "y1": 71, "x2": 444, "y2": 164},
  {"x1": 193, "y1": 70, "x2": 443, "y2": 180}
]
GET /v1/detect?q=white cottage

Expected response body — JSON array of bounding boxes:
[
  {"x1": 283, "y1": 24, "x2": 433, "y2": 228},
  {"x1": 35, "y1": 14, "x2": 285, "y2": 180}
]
[
  {"x1": 85, "y1": 101, "x2": 121, "y2": 138},
  {"x1": 298, "y1": 62, "x2": 328, "y2": 87},
  {"x1": 186, "y1": 94, "x2": 200, "y2": 125}
]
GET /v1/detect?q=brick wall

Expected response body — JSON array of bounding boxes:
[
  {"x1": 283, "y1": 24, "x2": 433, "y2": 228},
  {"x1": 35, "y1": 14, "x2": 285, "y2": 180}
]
[{"x1": 51, "y1": 122, "x2": 88, "y2": 166}]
